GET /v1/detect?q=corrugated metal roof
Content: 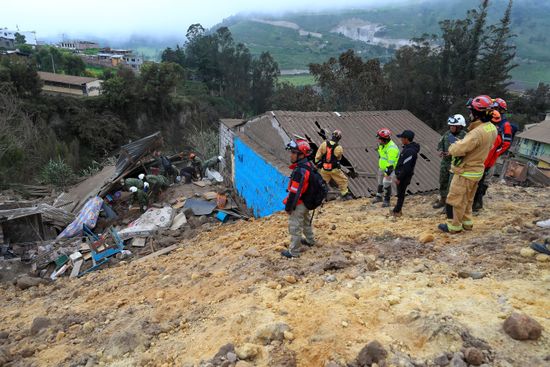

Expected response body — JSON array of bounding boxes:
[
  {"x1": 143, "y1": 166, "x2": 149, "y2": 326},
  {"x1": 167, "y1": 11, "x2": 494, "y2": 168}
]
[
  {"x1": 38, "y1": 71, "x2": 99, "y2": 86},
  {"x1": 220, "y1": 118, "x2": 246, "y2": 129},
  {"x1": 516, "y1": 120, "x2": 550, "y2": 145},
  {"x1": 242, "y1": 110, "x2": 443, "y2": 197}
]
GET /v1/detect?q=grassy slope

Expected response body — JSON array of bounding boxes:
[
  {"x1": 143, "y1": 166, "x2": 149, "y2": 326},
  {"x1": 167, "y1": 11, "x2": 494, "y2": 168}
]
[{"x1": 226, "y1": 0, "x2": 550, "y2": 86}]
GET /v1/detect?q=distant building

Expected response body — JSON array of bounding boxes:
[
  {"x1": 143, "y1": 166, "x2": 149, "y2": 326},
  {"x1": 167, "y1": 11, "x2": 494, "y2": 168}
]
[
  {"x1": 0, "y1": 37, "x2": 14, "y2": 49},
  {"x1": 97, "y1": 53, "x2": 124, "y2": 67},
  {"x1": 515, "y1": 113, "x2": 550, "y2": 170},
  {"x1": 58, "y1": 40, "x2": 99, "y2": 51},
  {"x1": 37, "y1": 71, "x2": 102, "y2": 97},
  {"x1": 123, "y1": 54, "x2": 143, "y2": 71},
  {"x1": 100, "y1": 47, "x2": 133, "y2": 55},
  {"x1": 0, "y1": 29, "x2": 37, "y2": 46}
]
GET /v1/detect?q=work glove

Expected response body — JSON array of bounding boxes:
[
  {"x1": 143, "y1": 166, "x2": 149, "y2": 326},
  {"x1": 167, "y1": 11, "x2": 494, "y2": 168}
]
[{"x1": 348, "y1": 170, "x2": 359, "y2": 179}]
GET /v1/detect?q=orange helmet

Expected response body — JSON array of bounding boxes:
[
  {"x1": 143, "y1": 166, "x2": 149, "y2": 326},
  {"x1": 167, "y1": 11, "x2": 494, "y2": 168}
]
[
  {"x1": 376, "y1": 128, "x2": 392, "y2": 139},
  {"x1": 493, "y1": 97, "x2": 508, "y2": 111},
  {"x1": 467, "y1": 95, "x2": 493, "y2": 112},
  {"x1": 491, "y1": 110, "x2": 502, "y2": 123},
  {"x1": 189, "y1": 153, "x2": 196, "y2": 159},
  {"x1": 286, "y1": 139, "x2": 312, "y2": 156}
]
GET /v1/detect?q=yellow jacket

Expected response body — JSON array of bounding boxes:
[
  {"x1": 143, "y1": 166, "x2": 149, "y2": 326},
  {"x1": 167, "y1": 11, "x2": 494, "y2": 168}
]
[
  {"x1": 377, "y1": 140, "x2": 400, "y2": 172},
  {"x1": 449, "y1": 120, "x2": 497, "y2": 180}
]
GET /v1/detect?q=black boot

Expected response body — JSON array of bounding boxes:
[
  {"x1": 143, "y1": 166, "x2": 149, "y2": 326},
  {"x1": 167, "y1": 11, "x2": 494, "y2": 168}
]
[{"x1": 433, "y1": 198, "x2": 446, "y2": 209}]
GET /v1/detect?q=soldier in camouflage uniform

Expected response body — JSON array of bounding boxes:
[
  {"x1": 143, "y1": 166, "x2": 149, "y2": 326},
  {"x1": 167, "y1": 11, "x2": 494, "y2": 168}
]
[{"x1": 433, "y1": 114, "x2": 467, "y2": 209}]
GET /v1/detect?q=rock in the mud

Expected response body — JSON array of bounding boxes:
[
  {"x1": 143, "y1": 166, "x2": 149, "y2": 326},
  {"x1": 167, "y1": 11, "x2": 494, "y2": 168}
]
[
  {"x1": 0, "y1": 347, "x2": 12, "y2": 365},
  {"x1": 105, "y1": 329, "x2": 147, "y2": 357},
  {"x1": 457, "y1": 271, "x2": 485, "y2": 280},
  {"x1": 235, "y1": 362, "x2": 253, "y2": 367},
  {"x1": 356, "y1": 340, "x2": 387, "y2": 366},
  {"x1": 20, "y1": 347, "x2": 35, "y2": 358},
  {"x1": 0, "y1": 331, "x2": 8, "y2": 339},
  {"x1": 244, "y1": 247, "x2": 261, "y2": 257},
  {"x1": 325, "y1": 274, "x2": 337, "y2": 283},
  {"x1": 269, "y1": 344, "x2": 297, "y2": 367},
  {"x1": 254, "y1": 322, "x2": 290, "y2": 344},
  {"x1": 433, "y1": 354, "x2": 450, "y2": 366},
  {"x1": 30, "y1": 317, "x2": 51, "y2": 335},
  {"x1": 235, "y1": 343, "x2": 260, "y2": 360},
  {"x1": 419, "y1": 233, "x2": 435, "y2": 244},
  {"x1": 323, "y1": 254, "x2": 350, "y2": 271},
  {"x1": 449, "y1": 354, "x2": 467, "y2": 367},
  {"x1": 503, "y1": 312, "x2": 543, "y2": 340},
  {"x1": 519, "y1": 248, "x2": 536, "y2": 258},
  {"x1": 210, "y1": 343, "x2": 235, "y2": 365},
  {"x1": 464, "y1": 347, "x2": 484, "y2": 366},
  {"x1": 16, "y1": 276, "x2": 49, "y2": 290},
  {"x1": 227, "y1": 352, "x2": 237, "y2": 363},
  {"x1": 535, "y1": 254, "x2": 549, "y2": 262},
  {"x1": 283, "y1": 275, "x2": 297, "y2": 284}
]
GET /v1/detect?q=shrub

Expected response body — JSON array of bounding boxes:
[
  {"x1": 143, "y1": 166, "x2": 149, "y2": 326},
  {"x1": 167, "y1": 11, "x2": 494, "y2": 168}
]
[{"x1": 40, "y1": 158, "x2": 75, "y2": 190}]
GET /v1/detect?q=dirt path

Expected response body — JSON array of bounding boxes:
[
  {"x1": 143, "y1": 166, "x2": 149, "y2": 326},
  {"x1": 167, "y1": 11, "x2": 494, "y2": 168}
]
[{"x1": 0, "y1": 184, "x2": 549, "y2": 367}]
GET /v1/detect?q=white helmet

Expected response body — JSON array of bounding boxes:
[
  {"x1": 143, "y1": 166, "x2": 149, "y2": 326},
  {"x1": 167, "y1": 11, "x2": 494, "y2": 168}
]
[
  {"x1": 143, "y1": 182, "x2": 150, "y2": 189},
  {"x1": 447, "y1": 114, "x2": 466, "y2": 127},
  {"x1": 138, "y1": 173, "x2": 145, "y2": 180},
  {"x1": 129, "y1": 186, "x2": 138, "y2": 193}
]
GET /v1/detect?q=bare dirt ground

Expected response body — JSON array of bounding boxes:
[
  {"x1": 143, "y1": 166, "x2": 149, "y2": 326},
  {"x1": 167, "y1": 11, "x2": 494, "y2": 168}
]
[{"x1": 1, "y1": 183, "x2": 549, "y2": 367}]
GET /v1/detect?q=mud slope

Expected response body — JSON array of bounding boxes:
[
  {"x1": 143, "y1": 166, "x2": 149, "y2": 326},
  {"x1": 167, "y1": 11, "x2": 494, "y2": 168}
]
[{"x1": 1, "y1": 183, "x2": 549, "y2": 367}]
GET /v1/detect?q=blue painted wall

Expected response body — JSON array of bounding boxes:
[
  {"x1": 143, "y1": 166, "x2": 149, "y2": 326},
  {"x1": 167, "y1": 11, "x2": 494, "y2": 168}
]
[{"x1": 234, "y1": 137, "x2": 289, "y2": 217}]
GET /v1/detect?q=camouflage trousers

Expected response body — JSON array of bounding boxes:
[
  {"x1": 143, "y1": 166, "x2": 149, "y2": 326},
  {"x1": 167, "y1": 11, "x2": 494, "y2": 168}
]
[
  {"x1": 439, "y1": 160, "x2": 452, "y2": 199},
  {"x1": 288, "y1": 204, "x2": 315, "y2": 255}
]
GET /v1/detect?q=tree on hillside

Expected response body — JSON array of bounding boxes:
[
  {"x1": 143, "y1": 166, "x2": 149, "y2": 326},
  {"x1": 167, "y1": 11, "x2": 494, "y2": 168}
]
[
  {"x1": 251, "y1": 52, "x2": 280, "y2": 114},
  {"x1": 309, "y1": 49, "x2": 389, "y2": 111},
  {"x1": 478, "y1": 0, "x2": 517, "y2": 97},
  {"x1": 384, "y1": 36, "x2": 448, "y2": 129},
  {"x1": 64, "y1": 54, "x2": 86, "y2": 76},
  {"x1": 14, "y1": 32, "x2": 26, "y2": 45},
  {"x1": 271, "y1": 83, "x2": 323, "y2": 111},
  {"x1": 140, "y1": 62, "x2": 185, "y2": 115},
  {"x1": 0, "y1": 56, "x2": 42, "y2": 97}
]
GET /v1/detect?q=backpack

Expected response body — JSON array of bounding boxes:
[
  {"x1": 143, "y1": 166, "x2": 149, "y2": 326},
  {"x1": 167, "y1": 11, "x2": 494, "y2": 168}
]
[{"x1": 301, "y1": 165, "x2": 328, "y2": 210}]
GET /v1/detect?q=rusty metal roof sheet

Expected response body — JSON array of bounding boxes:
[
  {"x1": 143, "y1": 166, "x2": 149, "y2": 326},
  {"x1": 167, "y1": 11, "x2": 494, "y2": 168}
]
[{"x1": 242, "y1": 110, "x2": 443, "y2": 197}]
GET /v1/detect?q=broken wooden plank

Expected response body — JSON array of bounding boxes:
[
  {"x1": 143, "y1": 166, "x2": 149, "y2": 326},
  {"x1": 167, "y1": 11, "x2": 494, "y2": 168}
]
[
  {"x1": 192, "y1": 180, "x2": 207, "y2": 188},
  {"x1": 70, "y1": 260, "x2": 83, "y2": 278},
  {"x1": 135, "y1": 244, "x2": 180, "y2": 263}
]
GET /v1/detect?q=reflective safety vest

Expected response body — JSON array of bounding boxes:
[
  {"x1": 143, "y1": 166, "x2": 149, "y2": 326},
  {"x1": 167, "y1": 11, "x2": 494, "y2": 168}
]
[
  {"x1": 377, "y1": 140, "x2": 400, "y2": 171},
  {"x1": 322, "y1": 140, "x2": 340, "y2": 171}
]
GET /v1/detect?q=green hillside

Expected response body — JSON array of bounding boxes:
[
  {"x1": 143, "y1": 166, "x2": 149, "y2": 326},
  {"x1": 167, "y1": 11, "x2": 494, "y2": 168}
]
[{"x1": 220, "y1": 0, "x2": 550, "y2": 88}]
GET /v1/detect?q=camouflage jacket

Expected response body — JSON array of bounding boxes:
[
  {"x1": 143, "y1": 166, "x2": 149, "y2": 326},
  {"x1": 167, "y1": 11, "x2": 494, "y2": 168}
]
[{"x1": 438, "y1": 130, "x2": 467, "y2": 164}]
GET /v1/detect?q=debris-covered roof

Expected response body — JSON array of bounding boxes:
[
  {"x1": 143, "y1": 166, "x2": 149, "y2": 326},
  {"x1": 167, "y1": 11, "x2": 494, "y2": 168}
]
[
  {"x1": 241, "y1": 110, "x2": 443, "y2": 197},
  {"x1": 516, "y1": 120, "x2": 550, "y2": 145}
]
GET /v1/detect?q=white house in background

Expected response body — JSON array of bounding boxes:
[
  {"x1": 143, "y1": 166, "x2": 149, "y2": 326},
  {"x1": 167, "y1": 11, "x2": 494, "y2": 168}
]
[{"x1": 0, "y1": 29, "x2": 38, "y2": 46}]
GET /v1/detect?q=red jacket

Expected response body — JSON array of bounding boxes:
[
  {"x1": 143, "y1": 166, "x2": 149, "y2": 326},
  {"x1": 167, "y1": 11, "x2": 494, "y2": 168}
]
[
  {"x1": 484, "y1": 120, "x2": 513, "y2": 169},
  {"x1": 283, "y1": 158, "x2": 311, "y2": 212}
]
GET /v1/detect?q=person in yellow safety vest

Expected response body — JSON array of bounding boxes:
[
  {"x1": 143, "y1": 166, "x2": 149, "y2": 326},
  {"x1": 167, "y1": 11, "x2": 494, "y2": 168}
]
[
  {"x1": 438, "y1": 95, "x2": 498, "y2": 234},
  {"x1": 372, "y1": 128, "x2": 400, "y2": 208},
  {"x1": 314, "y1": 130, "x2": 353, "y2": 201}
]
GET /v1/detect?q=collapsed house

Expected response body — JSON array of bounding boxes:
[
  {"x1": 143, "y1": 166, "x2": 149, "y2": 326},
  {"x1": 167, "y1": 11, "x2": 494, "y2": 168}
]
[{"x1": 220, "y1": 110, "x2": 443, "y2": 217}]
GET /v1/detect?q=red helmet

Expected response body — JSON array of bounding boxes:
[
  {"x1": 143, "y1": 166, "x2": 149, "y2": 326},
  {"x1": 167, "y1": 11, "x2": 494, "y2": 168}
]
[
  {"x1": 287, "y1": 139, "x2": 312, "y2": 156},
  {"x1": 467, "y1": 95, "x2": 493, "y2": 112},
  {"x1": 491, "y1": 110, "x2": 502, "y2": 123},
  {"x1": 493, "y1": 97, "x2": 508, "y2": 111},
  {"x1": 376, "y1": 128, "x2": 392, "y2": 139}
]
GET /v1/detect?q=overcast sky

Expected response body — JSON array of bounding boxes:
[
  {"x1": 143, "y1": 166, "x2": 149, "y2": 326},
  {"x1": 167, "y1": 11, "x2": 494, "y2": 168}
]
[{"x1": 0, "y1": 0, "x2": 410, "y2": 40}]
